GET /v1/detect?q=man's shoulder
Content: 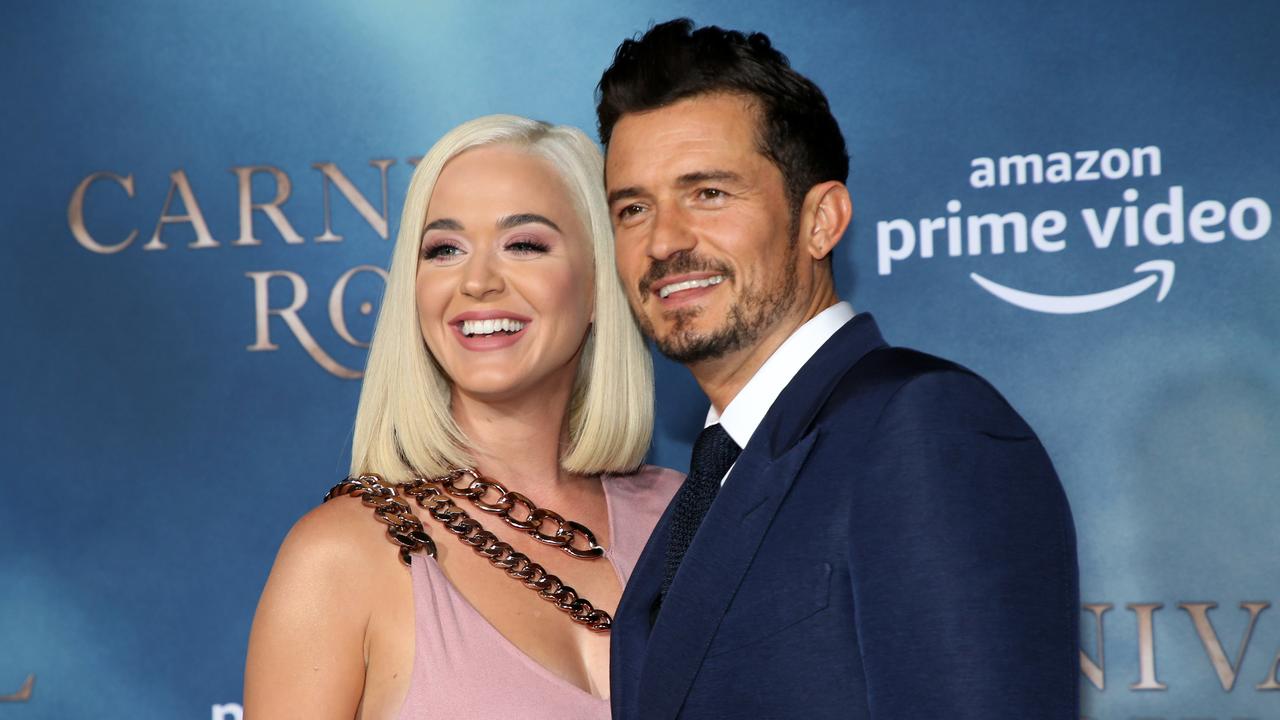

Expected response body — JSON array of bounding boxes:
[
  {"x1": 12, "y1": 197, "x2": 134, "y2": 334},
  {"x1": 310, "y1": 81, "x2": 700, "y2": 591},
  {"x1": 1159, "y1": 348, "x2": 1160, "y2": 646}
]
[{"x1": 821, "y1": 345, "x2": 1034, "y2": 438}]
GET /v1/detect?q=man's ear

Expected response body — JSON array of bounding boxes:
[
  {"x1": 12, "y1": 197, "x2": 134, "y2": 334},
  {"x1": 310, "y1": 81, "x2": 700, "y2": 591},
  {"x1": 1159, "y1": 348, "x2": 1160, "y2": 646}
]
[{"x1": 798, "y1": 181, "x2": 852, "y2": 261}]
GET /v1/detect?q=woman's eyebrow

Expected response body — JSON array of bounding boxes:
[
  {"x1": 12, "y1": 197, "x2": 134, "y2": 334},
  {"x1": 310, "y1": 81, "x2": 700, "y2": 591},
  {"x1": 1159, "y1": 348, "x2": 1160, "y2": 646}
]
[
  {"x1": 498, "y1": 213, "x2": 561, "y2": 233},
  {"x1": 423, "y1": 218, "x2": 463, "y2": 232}
]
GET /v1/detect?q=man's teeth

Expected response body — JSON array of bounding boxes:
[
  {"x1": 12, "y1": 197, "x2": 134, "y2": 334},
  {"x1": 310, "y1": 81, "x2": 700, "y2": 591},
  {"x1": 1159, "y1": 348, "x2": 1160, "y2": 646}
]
[
  {"x1": 658, "y1": 275, "x2": 725, "y2": 299},
  {"x1": 461, "y1": 318, "x2": 526, "y2": 337}
]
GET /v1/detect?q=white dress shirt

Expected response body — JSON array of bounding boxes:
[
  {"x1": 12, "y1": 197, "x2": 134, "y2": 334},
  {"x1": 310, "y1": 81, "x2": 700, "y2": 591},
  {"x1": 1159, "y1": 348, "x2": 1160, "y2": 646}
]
[{"x1": 706, "y1": 301, "x2": 855, "y2": 484}]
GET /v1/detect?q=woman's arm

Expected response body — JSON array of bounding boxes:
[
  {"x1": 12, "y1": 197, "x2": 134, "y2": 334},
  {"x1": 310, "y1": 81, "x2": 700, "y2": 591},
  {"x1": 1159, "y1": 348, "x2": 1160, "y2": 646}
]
[{"x1": 244, "y1": 500, "x2": 383, "y2": 719}]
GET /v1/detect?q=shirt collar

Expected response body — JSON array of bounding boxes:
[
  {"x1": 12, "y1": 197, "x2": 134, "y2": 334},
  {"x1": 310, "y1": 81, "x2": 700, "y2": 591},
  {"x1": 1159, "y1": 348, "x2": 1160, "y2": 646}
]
[{"x1": 705, "y1": 301, "x2": 855, "y2": 448}]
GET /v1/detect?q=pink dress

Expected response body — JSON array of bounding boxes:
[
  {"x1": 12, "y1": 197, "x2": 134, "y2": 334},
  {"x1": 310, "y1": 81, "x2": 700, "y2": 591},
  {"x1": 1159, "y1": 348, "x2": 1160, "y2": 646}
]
[{"x1": 396, "y1": 465, "x2": 683, "y2": 719}]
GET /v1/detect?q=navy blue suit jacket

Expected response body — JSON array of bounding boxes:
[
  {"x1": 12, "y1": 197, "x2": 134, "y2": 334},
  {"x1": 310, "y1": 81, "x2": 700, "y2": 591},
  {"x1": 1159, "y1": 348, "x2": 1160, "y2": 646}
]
[{"x1": 612, "y1": 314, "x2": 1079, "y2": 719}]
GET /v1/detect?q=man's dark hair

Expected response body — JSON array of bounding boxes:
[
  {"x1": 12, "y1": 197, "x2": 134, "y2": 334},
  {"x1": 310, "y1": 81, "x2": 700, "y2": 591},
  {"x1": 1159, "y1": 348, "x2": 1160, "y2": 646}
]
[{"x1": 596, "y1": 18, "x2": 849, "y2": 218}]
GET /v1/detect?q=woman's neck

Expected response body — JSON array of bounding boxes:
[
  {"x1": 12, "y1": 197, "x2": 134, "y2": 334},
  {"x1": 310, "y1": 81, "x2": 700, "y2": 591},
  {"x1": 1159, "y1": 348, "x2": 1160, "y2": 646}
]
[{"x1": 448, "y1": 376, "x2": 578, "y2": 495}]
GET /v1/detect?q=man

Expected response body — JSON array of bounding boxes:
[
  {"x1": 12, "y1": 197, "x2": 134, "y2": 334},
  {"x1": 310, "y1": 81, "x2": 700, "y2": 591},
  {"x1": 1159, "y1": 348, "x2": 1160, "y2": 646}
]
[{"x1": 597, "y1": 19, "x2": 1079, "y2": 719}]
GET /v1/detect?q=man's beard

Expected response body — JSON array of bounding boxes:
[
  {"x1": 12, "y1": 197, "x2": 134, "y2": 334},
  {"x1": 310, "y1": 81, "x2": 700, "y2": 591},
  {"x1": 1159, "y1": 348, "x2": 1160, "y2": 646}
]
[{"x1": 634, "y1": 244, "x2": 800, "y2": 365}]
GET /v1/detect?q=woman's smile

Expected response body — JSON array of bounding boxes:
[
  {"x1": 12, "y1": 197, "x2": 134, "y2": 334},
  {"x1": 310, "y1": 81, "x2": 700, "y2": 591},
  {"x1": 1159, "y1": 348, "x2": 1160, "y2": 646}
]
[{"x1": 450, "y1": 310, "x2": 534, "y2": 351}]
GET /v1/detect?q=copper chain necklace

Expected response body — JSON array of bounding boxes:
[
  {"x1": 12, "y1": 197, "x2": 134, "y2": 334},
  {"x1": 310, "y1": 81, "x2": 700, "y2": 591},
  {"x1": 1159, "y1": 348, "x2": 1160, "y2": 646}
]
[{"x1": 324, "y1": 467, "x2": 613, "y2": 632}]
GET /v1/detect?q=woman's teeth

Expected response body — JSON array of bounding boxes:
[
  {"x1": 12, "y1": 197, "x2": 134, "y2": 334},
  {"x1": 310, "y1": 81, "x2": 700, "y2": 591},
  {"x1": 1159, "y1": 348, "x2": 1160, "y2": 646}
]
[
  {"x1": 658, "y1": 275, "x2": 725, "y2": 299},
  {"x1": 461, "y1": 318, "x2": 526, "y2": 337}
]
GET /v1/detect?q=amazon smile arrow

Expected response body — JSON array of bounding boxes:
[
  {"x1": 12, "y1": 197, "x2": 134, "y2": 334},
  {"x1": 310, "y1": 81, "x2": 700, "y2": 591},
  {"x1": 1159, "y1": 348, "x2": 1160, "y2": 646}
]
[{"x1": 970, "y1": 260, "x2": 1175, "y2": 314}]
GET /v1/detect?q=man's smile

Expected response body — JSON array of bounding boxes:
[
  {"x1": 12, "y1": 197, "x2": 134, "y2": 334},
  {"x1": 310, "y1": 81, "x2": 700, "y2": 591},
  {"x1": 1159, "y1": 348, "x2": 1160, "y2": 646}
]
[
  {"x1": 648, "y1": 272, "x2": 727, "y2": 308},
  {"x1": 656, "y1": 274, "x2": 726, "y2": 299}
]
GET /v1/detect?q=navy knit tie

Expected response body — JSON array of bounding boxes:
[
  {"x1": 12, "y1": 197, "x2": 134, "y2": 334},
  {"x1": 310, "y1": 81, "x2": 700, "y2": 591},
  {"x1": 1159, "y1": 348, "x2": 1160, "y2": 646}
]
[{"x1": 659, "y1": 423, "x2": 742, "y2": 606}]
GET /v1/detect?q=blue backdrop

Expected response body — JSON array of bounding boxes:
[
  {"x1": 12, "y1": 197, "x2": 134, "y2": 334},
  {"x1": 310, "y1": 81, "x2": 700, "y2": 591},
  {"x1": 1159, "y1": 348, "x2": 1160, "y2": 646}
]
[{"x1": 3, "y1": 2, "x2": 1278, "y2": 718}]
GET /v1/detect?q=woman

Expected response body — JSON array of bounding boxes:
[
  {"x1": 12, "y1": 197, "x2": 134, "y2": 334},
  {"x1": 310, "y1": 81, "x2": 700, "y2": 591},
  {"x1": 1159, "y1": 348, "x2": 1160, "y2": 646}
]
[{"x1": 244, "y1": 116, "x2": 682, "y2": 718}]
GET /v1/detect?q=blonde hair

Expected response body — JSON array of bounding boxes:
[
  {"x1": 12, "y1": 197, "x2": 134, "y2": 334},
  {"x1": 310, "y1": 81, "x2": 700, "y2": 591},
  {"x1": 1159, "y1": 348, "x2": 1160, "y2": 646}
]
[{"x1": 350, "y1": 115, "x2": 653, "y2": 482}]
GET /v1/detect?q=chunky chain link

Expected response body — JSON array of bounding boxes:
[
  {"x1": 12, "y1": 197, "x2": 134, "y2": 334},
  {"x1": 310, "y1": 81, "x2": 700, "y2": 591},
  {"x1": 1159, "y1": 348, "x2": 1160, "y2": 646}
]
[
  {"x1": 323, "y1": 471, "x2": 613, "y2": 632},
  {"x1": 436, "y1": 467, "x2": 606, "y2": 559}
]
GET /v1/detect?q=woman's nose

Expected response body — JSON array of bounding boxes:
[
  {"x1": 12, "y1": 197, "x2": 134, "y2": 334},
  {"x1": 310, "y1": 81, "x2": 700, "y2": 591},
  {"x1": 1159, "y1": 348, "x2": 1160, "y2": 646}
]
[{"x1": 460, "y1": 249, "x2": 505, "y2": 299}]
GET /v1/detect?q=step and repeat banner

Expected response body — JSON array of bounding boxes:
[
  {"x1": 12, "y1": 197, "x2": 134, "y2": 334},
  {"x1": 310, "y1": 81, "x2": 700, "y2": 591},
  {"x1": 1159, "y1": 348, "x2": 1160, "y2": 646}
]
[{"x1": 3, "y1": 2, "x2": 1277, "y2": 718}]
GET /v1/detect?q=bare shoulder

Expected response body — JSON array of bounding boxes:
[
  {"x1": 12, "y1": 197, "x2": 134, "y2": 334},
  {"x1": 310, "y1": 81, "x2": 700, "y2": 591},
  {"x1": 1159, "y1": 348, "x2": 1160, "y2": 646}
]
[
  {"x1": 244, "y1": 486, "x2": 412, "y2": 719},
  {"x1": 277, "y1": 490, "x2": 405, "y2": 576}
]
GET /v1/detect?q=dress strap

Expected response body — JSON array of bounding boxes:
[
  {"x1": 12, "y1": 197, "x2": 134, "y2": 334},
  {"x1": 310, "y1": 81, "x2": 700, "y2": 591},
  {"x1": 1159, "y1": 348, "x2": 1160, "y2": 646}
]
[
  {"x1": 324, "y1": 473, "x2": 613, "y2": 632},
  {"x1": 324, "y1": 475, "x2": 437, "y2": 565}
]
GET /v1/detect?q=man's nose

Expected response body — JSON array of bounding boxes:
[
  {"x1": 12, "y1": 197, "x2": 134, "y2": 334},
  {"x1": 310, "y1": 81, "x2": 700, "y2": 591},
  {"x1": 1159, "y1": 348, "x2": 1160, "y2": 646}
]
[{"x1": 646, "y1": 204, "x2": 697, "y2": 260}]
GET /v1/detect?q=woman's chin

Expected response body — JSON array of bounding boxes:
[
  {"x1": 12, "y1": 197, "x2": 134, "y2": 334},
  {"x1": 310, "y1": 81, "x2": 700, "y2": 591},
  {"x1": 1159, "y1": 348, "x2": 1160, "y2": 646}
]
[{"x1": 450, "y1": 374, "x2": 556, "y2": 406}]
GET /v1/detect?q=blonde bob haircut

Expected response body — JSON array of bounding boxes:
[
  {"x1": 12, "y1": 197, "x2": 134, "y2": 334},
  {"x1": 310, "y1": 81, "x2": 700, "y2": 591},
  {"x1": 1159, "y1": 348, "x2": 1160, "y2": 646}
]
[{"x1": 350, "y1": 115, "x2": 653, "y2": 483}]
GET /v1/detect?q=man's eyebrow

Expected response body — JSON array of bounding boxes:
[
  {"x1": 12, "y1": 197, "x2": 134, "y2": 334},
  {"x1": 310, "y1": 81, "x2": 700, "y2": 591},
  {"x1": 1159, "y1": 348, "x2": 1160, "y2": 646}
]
[
  {"x1": 498, "y1": 213, "x2": 561, "y2": 233},
  {"x1": 607, "y1": 171, "x2": 743, "y2": 207},
  {"x1": 676, "y1": 170, "x2": 742, "y2": 186},
  {"x1": 423, "y1": 218, "x2": 463, "y2": 232},
  {"x1": 607, "y1": 186, "x2": 644, "y2": 207}
]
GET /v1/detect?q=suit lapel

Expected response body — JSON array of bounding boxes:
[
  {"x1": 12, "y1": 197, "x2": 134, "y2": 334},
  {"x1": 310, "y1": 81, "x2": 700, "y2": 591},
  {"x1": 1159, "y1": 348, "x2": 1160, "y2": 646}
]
[
  {"x1": 611, "y1": 495, "x2": 675, "y2": 718},
  {"x1": 637, "y1": 432, "x2": 817, "y2": 719},
  {"x1": 631, "y1": 313, "x2": 889, "y2": 719}
]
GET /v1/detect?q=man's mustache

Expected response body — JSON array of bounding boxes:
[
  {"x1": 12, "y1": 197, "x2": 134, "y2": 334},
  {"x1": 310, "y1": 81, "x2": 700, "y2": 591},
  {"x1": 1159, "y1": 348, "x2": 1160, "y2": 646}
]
[{"x1": 637, "y1": 252, "x2": 733, "y2": 297}]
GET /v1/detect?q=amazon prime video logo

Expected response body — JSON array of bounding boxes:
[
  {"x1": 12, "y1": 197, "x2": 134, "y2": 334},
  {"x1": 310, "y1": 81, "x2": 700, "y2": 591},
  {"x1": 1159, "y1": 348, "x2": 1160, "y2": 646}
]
[{"x1": 875, "y1": 146, "x2": 1273, "y2": 314}]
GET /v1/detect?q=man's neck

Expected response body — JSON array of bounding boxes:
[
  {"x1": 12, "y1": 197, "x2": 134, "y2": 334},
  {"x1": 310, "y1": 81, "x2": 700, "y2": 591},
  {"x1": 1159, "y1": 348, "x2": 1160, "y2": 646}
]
[{"x1": 691, "y1": 290, "x2": 841, "y2": 412}]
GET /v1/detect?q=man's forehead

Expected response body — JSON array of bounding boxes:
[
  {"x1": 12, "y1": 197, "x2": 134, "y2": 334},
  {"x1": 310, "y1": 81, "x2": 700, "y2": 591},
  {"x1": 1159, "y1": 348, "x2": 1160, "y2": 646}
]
[
  {"x1": 610, "y1": 92, "x2": 759, "y2": 142},
  {"x1": 605, "y1": 93, "x2": 766, "y2": 184}
]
